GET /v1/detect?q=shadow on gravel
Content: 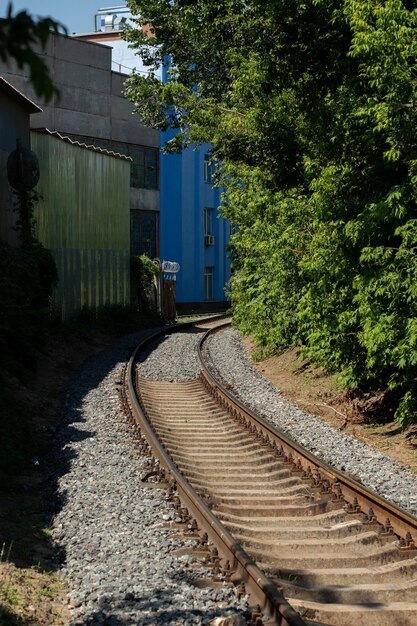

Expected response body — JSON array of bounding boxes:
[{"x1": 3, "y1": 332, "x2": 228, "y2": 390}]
[
  {"x1": 49, "y1": 325, "x2": 244, "y2": 625},
  {"x1": 0, "y1": 325, "x2": 180, "y2": 626},
  {"x1": 2, "y1": 330, "x2": 152, "y2": 572},
  {"x1": 48, "y1": 329, "x2": 155, "y2": 559},
  {"x1": 72, "y1": 587, "x2": 246, "y2": 626}
]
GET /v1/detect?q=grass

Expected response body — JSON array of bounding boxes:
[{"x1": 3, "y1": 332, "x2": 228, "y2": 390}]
[
  {"x1": 0, "y1": 559, "x2": 67, "y2": 626},
  {"x1": 0, "y1": 487, "x2": 70, "y2": 624},
  {"x1": 244, "y1": 338, "x2": 417, "y2": 474},
  {"x1": 0, "y1": 604, "x2": 30, "y2": 626}
]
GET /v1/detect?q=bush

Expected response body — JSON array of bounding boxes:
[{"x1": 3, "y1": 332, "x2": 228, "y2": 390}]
[
  {"x1": 131, "y1": 254, "x2": 160, "y2": 311},
  {"x1": 0, "y1": 239, "x2": 57, "y2": 372},
  {"x1": 77, "y1": 302, "x2": 164, "y2": 331}
]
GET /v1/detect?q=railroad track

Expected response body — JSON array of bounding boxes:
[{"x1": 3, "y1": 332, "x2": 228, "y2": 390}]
[{"x1": 125, "y1": 317, "x2": 417, "y2": 626}]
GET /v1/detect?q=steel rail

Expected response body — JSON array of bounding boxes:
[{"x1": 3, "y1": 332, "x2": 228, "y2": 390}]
[
  {"x1": 197, "y1": 321, "x2": 417, "y2": 546},
  {"x1": 126, "y1": 318, "x2": 307, "y2": 626}
]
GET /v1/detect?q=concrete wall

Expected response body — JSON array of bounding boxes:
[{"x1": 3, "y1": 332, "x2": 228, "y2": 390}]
[
  {"x1": 110, "y1": 71, "x2": 156, "y2": 146},
  {"x1": 0, "y1": 34, "x2": 158, "y2": 148},
  {"x1": 130, "y1": 188, "x2": 159, "y2": 212}
]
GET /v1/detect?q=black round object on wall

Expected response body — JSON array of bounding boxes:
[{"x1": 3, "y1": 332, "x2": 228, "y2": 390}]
[{"x1": 7, "y1": 139, "x2": 40, "y2": 191}]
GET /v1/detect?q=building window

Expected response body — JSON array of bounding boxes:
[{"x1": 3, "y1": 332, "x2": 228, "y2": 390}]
[
  {"x1": 66, "y1": 134, "x2": 159, "y2": 190},
  {"x1": 204, "y1": 208, "x2": 215, "y2": 246},
  {"x1": 204, "y1": 266, "x2": 214, "y2": 301},
  {"x1": 204, "y1": 153, "x2": 215, "y2": 184},
  {"x1": 131, "y1": 210, "x2": 159, "y2": 259},
  {"x1": 204, "y1": 207, "x2": 212, "y2": 235},
  {"x1": 130, "y1": 145, "x2": 158, "y2": 189}
]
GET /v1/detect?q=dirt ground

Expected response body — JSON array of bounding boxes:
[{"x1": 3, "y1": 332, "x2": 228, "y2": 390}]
[{"x1": 243, "y1": 337, "x2": 417, "y2": 475}]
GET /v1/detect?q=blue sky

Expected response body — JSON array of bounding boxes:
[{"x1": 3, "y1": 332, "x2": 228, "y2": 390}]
[{"x1": 6, "y1": 1, "x2": 128, "y2": 34}]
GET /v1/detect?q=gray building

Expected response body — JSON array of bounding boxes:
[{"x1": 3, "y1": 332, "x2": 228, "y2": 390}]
[
  {"x1": 0, "y1": 77, "x2": 42, "y2": 246},
  {"x1": 0, "y1": 32, "x2": 159, "y2": 258}
]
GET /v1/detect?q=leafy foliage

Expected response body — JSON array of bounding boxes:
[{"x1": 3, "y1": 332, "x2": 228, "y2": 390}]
[
  {"x1": 0, "y1": 2, "x2": 66, "y2": 102},
  {"x1": 131, "y1": 254, "x2": 160, "y2": 310},
  {"x1": 0, "y1": 187, "x2": 58, "y2": 380},
  {"x1": 126, "y1": 0, "x2": 417, "y2": 425},
  {"x1": 0, "y1": 239, "x2": 58, "y2": 372}
]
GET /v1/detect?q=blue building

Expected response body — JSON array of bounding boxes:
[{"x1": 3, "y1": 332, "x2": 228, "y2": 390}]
[
  {"x1": 76, "y1": 6, "x2": 231, "y2": 312},
  {"x1": 159, "y1": 54, "x2": 231, "y2": 312},
  {"x1": 160, "y1": 136, "x2": 231, "y2": 311}
]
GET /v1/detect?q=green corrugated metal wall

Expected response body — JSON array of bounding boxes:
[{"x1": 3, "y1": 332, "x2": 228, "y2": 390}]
[{"x1": 32, "y1": 132, "x2": 131, "y2": 320}]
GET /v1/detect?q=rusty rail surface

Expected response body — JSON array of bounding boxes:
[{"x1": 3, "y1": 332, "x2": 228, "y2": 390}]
[
  {"x1": 198, "y1": 321, "x2": 417, "y2": 544},
  {"x1": 126, "y1": 317, "x2": 306, "y2": 626},
  {"x1": 127, "y1": 318, "x2": 417, "y2": 626}
]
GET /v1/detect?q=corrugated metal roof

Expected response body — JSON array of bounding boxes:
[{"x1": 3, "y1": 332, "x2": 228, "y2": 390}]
[
  {"x1": 0, "y1": 76, "x2": 43, "y2": 113},
  {"x1": 72, "y1": 30, "x2": 123, "y2": 38},
  {"x1": 32, "y1": 128, "x2": 132, "y2": 161}
]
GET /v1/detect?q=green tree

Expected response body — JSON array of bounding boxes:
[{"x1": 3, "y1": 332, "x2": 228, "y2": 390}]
[
  {"x1": 0, "y1": 2, "x2": 66, "y2": 102},
  {"x1": 125, "y1": 0, "x2": 417, "y2": 425}
]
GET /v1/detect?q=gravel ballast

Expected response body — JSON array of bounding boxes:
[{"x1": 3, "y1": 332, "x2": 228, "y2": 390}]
[
  {"x1": 203, "y1": 327, "x2": 417, "y2": 517},
  {"x1": 52, "y1": 329, "x2": 247, "y2": 626},
  {"x1": 138, "y1": 329, "x2": 205, "y2": 382},
  {"x1": 52, "y1": 321, "x2": 417, "y2": 625}
]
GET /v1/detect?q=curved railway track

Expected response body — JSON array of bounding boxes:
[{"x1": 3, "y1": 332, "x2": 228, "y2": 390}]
[{"x1": 125, "y1": 317, "x2": 417, "y2": 626}]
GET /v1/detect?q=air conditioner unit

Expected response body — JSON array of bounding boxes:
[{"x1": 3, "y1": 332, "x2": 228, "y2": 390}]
[
  {"x1": 204, "y1": 234, "x2": 215, "y2": 246},
  {"x1": 103, "y1": 14, "x2": 116, "y2": 31}
]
